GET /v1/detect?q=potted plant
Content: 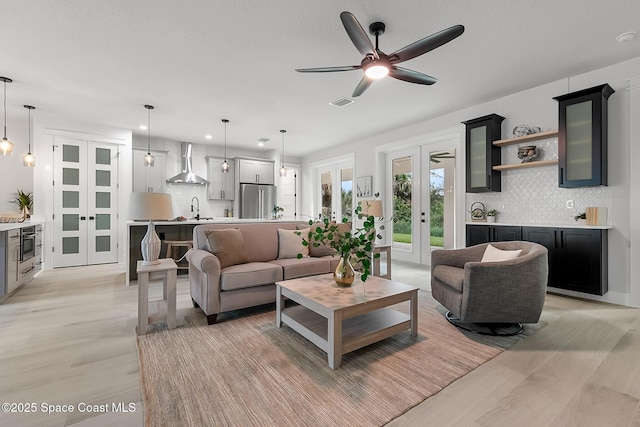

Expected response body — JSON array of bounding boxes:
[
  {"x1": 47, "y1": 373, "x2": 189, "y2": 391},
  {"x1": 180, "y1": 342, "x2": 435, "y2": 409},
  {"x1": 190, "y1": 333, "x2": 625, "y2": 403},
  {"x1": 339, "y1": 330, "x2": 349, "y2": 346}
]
[
  {"x1": 486, "y1": 209, "x2": 499, "y2": 223},
  {"x1": 574, "y1": 211, "x2": 587, "y2": 224},
  {"x1": 272, "y1": 205, "x2": 284, "y2": 219},
  {"x1": 11, "y1": 189, "x2": 33, "y2": 218},
  {"x1": 297, "y1": 199, "x2": 383, "y2": 286}
]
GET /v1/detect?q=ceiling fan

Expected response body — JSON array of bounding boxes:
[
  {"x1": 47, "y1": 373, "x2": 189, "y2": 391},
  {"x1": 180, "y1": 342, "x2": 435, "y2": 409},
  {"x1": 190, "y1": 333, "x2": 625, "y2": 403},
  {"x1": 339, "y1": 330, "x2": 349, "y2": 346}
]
[{"x1": 296, "y1": 11, "x2": 464, "y2": 97}]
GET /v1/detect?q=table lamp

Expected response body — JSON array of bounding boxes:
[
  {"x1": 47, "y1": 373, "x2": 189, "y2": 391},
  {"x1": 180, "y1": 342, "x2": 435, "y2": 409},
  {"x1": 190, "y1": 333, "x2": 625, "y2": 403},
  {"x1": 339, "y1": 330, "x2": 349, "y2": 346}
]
[
  {"x1": 360, "y1": 199, "x2": 383, "y2": 218},
  {"x1": 128, "y1": 192, "x2": 174, "y2": 265}
]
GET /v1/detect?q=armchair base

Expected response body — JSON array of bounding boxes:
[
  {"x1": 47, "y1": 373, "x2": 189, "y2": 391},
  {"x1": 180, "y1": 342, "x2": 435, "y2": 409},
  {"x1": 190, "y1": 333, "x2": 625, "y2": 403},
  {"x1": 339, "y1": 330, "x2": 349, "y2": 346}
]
[{"x1": 445, "y1": 311, "x2": 523, "y2": 336}]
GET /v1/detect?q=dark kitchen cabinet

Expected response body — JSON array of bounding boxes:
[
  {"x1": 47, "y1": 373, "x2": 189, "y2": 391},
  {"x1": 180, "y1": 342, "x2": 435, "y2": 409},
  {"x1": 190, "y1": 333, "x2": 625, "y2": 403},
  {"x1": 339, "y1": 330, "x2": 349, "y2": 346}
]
[
  {"x1": 554, "y1": 84, "x2": 614, "y2": 188},
  {"x1": 465, "y1": 225, "x2": 521, "y2": 246},
  {"x1": 463, "y1": 114, "x2": 505, "y2": 193},
  {"x1": 467, "y1": 224, "x2": 608, "y2": 295}
]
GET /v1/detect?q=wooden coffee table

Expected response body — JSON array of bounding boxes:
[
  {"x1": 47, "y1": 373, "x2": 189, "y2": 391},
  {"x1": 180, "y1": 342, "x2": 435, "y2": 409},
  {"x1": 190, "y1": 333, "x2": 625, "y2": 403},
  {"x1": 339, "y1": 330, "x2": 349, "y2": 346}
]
[{"x1": 275, "y1": 274, "x2": 418, "y2": 369}]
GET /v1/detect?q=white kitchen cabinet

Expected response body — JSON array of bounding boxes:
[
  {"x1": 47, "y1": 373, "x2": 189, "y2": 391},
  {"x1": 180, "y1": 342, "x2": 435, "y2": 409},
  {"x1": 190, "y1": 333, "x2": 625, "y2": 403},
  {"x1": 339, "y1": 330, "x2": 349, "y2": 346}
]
[
  {"x1": 207, "y1": 157, "x2": 235, "y2": 200},
  {"x1": 132, "y1": 149, "x2": 167, "y2": 193},
  {"x1": 237, "y1": 158, "x2": 274, "y2": 185}
]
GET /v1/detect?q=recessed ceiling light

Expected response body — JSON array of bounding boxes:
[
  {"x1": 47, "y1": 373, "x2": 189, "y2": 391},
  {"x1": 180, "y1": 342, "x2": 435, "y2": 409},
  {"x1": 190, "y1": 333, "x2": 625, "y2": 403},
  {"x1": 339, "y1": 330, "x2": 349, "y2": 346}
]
[
  {"x1": 616, "y1": 31, "x2": 637, "y2": 43},
  {"x1": 258, "y1": 142, "x2": 264, "y2": 147},
  {"x1": 139, "y1": 125, "x2": 147, "y2": 130},
  {"x1": 205, "y1": 135, "x2": 212, "y2": 139}
]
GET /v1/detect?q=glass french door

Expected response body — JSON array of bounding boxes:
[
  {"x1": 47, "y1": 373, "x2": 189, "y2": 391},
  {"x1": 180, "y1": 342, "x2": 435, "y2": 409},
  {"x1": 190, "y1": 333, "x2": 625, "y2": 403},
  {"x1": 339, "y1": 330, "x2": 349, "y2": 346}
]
[
  {"x1": 53, "y1": 138, "x2": 119, "y2": 267},
  {"x1": 387, "y1": 147, "x2": 420, "y2": 263},
  {"x1": 317, "y1": 161, "x2": 353, "y2": 221},
  {"x1": 422, "y1": 143, "x2": 457, "y2": 264}
]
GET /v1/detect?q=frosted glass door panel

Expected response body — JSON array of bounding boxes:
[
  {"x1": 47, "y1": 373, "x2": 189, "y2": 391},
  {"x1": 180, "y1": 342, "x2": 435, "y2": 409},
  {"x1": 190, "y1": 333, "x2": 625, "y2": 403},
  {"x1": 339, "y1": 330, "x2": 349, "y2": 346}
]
[
  {"x1": 566, "y1": 100, "x2": 592, "y2": 181},
  {"x1": 469, "y1": 126, "x2": 486, "y2": 188}
]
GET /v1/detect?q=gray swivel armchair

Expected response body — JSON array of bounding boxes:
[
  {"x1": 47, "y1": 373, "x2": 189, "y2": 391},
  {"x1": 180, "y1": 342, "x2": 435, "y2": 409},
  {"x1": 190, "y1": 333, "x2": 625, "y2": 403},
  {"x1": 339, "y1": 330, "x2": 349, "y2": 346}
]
[{"x1": 431, "y1": 241, "x2": 548, "y2": 335}]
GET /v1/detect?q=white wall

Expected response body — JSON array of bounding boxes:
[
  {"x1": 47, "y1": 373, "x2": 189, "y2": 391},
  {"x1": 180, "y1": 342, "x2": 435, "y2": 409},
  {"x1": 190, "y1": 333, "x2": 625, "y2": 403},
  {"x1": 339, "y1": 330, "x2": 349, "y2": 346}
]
[
  {"x1": 0, "y1": 110, "x2": 34, "y2": 213},
  {"x1": 301, "y1": 55, "x2": 640, "y2": 308}
]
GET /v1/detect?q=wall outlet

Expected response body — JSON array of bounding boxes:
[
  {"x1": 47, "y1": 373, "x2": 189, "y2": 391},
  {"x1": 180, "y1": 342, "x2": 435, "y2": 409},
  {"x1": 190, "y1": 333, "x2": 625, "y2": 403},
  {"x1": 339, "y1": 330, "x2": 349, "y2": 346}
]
[{"x1": 566, "y1": 200, "x2": 574, "y2": 209}]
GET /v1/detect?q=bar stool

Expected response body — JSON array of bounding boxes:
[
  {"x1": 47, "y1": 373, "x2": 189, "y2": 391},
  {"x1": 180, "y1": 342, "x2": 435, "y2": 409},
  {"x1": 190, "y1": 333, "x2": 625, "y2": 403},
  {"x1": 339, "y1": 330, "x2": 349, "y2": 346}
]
[{"x1": 163, "y1": 240, "x2": 193, "y2": 270}]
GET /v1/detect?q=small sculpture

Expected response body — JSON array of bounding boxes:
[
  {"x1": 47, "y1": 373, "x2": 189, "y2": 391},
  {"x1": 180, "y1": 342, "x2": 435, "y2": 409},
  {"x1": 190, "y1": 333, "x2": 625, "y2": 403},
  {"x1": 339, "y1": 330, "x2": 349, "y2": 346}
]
[
  {"x1": 513, "y1": 125, "x2": 542, "y2": 137},
  {"x1": 517, "y1": 145, "x2": 539, "y2": 163}
]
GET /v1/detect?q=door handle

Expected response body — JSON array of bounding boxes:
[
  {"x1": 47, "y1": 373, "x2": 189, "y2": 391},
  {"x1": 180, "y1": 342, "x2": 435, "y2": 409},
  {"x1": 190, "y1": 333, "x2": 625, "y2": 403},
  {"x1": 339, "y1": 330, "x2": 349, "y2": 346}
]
[
  {"x1": 80, "y1": 216, "x2": 86, "y2": 220},
  {"x1": 559, "y1": 167, "x2": 564, "y2": 185},
  {"x1": 89, "y1": 216, "x2": 95, "y2": 220}
]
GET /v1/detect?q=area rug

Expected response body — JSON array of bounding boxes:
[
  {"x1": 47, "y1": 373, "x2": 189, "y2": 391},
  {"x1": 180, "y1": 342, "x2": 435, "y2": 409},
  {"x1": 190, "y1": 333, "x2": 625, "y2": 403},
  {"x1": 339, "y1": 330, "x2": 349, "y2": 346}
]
[{"x1": 136, "y1": 291, "x2": 543, "y2": 427}]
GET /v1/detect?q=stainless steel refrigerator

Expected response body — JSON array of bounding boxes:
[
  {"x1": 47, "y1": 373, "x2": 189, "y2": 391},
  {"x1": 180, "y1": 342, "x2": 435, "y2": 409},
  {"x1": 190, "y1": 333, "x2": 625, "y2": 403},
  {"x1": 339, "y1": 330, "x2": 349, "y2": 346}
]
[{"x1": 239, "y1": 184, "x2": 277, "y2": 219}]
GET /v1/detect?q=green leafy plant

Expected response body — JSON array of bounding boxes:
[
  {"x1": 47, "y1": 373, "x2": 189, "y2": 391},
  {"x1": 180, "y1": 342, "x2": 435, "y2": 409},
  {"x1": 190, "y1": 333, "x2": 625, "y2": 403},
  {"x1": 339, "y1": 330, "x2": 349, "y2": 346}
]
[
  {"x1": 487, "y1": 209, "x2": 499, "y2": 217},
  {"x1": 574, "y1": 211, "x2": 586, "y2": 221},
  {"x1": 273, "y1": 205, "x2": 284, "y2": 214},
  {"x1": 297, "y1": 198, "x2": 383, "y2": 282},
  {"x1": 11, "y1": 189, "x2": 33, "y2": 214}
]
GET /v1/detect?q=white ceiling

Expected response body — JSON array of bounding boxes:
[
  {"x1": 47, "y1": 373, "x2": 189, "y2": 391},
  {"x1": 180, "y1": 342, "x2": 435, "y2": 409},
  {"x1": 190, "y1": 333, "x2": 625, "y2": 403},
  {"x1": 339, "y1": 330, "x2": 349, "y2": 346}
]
[{"x1": 3, "y1": 1, "x2": 640, "y2": 158}]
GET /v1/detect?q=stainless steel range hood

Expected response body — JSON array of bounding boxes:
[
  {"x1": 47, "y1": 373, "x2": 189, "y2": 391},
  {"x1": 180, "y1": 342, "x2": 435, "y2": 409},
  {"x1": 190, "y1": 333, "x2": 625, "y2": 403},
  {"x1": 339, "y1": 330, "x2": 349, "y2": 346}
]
[{"x1": 166, "y1": 142, "x2": 208, "y2": 185}]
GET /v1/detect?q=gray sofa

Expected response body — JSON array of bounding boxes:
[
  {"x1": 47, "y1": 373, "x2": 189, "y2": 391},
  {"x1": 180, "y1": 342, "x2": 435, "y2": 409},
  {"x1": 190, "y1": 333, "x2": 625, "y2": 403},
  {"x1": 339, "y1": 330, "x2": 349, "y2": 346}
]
[
  {"x1": 186, "y1": 221, "x2": 340, "y2": 324},
  {"x1": 431, "y1": 241, "x2": 548, "y2": 334}
]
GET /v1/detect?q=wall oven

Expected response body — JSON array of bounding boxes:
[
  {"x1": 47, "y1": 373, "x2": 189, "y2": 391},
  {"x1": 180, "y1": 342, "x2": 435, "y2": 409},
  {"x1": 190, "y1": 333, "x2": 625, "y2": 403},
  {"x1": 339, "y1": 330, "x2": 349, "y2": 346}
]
[{"x1": 20, "y1": 226, "x2": 36, "y2": 262}]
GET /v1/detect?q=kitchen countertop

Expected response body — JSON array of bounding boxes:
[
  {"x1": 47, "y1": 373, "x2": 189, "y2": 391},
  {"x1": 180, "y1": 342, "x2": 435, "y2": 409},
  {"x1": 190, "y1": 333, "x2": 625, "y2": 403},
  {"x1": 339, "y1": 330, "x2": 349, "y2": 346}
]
[
  {"x1": 465, "y1": 221, "x2": 613, "y2": 230},
  {"x1": 127, "y1": 217, "x2": 306, "y2": 226},
  {"x1": 0, "y1": 219, "x2": 45, "y2": 232}
]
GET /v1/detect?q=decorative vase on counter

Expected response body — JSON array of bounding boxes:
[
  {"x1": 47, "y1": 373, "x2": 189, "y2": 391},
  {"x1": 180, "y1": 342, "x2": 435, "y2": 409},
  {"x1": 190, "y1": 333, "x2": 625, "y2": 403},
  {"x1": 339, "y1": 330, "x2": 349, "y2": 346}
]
[{"x1": 334, "y1": 255, "x2": 355, "y2": 287}]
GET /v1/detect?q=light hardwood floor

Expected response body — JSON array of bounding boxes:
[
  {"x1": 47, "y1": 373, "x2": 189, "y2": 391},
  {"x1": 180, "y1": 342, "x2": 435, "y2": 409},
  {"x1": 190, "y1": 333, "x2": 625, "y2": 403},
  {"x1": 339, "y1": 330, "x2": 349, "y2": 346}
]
[{"x1": 1, "y1": 262, "x2": 639, "y2": 426}]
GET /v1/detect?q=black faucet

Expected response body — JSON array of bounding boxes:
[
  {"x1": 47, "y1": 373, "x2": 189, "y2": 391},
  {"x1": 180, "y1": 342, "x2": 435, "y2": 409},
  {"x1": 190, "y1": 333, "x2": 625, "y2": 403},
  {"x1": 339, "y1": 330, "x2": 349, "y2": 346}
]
[{"x1": 191, "y1": 196, "x2": 200, "y2": 220}]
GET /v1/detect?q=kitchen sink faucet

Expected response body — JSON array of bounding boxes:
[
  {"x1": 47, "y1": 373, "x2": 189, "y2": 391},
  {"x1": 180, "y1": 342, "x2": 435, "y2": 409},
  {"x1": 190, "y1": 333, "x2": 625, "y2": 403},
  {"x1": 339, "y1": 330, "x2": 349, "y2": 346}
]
[{"x1": 191, "y1": 196, "x2": 200, "y2": 220}]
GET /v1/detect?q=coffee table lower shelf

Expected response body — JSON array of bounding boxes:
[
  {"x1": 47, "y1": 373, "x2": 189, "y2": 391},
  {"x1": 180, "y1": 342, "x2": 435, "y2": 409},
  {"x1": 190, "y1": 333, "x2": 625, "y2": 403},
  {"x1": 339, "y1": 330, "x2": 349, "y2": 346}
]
[{"x1": 281, "y1": 304, "x2": 411, "y2": 361}]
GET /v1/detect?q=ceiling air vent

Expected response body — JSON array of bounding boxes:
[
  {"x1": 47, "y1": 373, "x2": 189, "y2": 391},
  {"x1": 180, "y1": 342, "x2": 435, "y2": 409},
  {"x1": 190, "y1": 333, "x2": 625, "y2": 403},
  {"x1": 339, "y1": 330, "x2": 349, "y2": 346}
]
[
  {"x1": 329, "y1": 97, "x2": 354, "y2": 108},
  {"x1": 257, "y1": 137, "x2": 270, "y2": 143}
]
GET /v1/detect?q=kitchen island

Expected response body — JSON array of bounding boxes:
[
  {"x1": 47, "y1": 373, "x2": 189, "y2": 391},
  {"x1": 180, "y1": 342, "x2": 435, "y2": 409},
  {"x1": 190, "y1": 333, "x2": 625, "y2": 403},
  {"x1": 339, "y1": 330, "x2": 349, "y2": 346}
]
[{"x1": 127, "y1": 217, "x2": 305, "y2": 284}]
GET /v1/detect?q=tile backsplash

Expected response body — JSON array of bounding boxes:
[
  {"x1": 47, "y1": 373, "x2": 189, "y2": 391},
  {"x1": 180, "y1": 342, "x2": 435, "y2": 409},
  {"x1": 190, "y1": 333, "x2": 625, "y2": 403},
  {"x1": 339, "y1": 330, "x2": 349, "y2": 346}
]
[{"x1": 465, "y1": 138, "x2": 613, "y2": 225}]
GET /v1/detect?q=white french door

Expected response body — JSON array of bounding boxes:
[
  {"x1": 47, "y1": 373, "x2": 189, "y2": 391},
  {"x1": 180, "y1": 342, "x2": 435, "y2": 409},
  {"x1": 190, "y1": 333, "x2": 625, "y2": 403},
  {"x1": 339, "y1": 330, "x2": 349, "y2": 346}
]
[
  {"x1": 53, "y1": 138, "x2": 119, "y2": 267},
  {"x1": 317, "y1": 160, "x2": 353, "y2": 222}
]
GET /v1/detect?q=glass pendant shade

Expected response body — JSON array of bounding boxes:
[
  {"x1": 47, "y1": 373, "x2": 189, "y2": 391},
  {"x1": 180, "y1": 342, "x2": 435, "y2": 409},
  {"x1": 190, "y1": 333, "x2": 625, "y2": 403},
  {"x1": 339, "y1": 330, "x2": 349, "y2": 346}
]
[
  {"x1": 144, "y1": 152, "x2": 155, "y2": 167},
  {"x1": 221, "y1": 119, "x2": 229, "y2": 173},
  {"x1": 1, "y1": 77, "x2": 14, "y2": 156},
  {"x1": 144, "y1": 105, "x2": 154, "y2": 167},
  {"x1": 0, "y1": 138, "x2": 14, "y2": 156},
  {"x1": 279, "y1": 129, "x2": 287, "y2": 177},
  {"x1": 23, "y1": 105, "x2": 36, "y2": 167}
]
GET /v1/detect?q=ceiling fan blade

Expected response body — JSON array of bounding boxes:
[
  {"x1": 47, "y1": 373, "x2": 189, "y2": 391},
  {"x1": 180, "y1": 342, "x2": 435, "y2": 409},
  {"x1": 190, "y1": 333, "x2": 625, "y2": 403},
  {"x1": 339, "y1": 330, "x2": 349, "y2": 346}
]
[
  {"x1": 388, "y1": 25, "x2": 465, "y2": 64},
  {"x1": 390, "y1": 67, "x2": 438, "y2": 85},
  {"x1": 296, "y1": 65, "x2": 361, "y2": 73},
  {"x1": 340, "y1": 11, "x2": 376, "y2": 57},
  {"x1": 352, "y1": 76, "x2": 373, "y2": 97}
]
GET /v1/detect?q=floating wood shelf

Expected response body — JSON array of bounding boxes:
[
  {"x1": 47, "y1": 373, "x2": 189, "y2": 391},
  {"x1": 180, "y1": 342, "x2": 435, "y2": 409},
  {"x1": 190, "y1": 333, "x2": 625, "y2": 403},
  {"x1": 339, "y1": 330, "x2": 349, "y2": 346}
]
[
  {"x1": 493, "y1": 130, "x2": 559, "y2": 147},
  {"x1": 493, "y1": 159, "x2": 558, "y2": 171}
]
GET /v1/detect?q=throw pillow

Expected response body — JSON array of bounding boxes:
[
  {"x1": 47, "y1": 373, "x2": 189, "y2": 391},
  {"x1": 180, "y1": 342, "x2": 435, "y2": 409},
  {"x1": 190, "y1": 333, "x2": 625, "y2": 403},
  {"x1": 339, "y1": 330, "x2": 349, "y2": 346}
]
[
  {"x1": 204, "y1": 228, "x2": 249, "y2": 269},
  {"x1": 481, "y1": 244, "x2": 522, "y2": 263},
  {"x1": 278, "y1": 228, "x2": 309, "y2": 259}
]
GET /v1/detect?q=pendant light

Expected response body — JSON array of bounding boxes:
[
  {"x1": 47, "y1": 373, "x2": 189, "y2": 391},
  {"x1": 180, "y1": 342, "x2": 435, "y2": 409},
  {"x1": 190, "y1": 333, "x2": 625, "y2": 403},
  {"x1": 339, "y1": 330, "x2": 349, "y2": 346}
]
[
  {"x1": 0, "y1": 77, "x2": 15, "y2": 156},
  {"x1": 221, "y1": 119, "x2": 230, "y2": 173},
  {"x1": 143, "y1": 105, "x2": 155, "y2": 167},
  {"x1": 23, "y1": 105, "x2": 36, "y2": 167},
  {"x1": 279, "y1": 129, "x2": 287, "y2": 177}
]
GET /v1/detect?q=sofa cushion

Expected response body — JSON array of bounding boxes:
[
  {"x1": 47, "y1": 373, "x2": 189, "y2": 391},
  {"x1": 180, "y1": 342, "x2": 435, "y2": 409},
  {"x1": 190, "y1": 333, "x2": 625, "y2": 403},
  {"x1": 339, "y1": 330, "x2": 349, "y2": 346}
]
[
  {"x1": 205, "y1": 228, "x2": 249, "y2": 269},
  {"x1": 220, "y1": 262, "x2": 283, "y2": 291},
  {"x1": 269, "y1": 257, "x2": 331, "y2": 280},
  {"x1": 481, "y1": 244, "x2": 522, "y2": 263},
  {"x1": 278, "y1": 228, "x2": 309, "y2": 259},
  {"x1": 432, "y1": 265, "x2": 464, "y2": 293}
]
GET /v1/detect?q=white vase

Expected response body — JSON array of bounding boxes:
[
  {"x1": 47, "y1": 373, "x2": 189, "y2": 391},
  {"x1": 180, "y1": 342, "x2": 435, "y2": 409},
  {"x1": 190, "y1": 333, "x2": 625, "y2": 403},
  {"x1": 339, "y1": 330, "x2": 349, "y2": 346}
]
[{"x1": 487, "y1": 216, "x2": 496, "y2": 223}]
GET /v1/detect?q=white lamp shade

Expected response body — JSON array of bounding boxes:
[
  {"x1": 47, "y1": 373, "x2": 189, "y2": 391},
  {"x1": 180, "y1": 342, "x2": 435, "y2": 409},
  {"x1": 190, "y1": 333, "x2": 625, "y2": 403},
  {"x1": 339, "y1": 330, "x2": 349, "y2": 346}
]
[
  {"x1": 128, "y1": 192, "x2": 175, "y2": 220},
  {"x1": 360, "y1": 199, "x2": 383, "y2": 217}
]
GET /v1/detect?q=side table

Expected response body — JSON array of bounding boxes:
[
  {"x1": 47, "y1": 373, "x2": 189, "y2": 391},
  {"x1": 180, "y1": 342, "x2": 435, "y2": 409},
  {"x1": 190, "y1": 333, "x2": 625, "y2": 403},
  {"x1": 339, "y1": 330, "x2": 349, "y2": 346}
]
[
  {"x1": 137, "y1": 258, "x2": 178, "y2": 335},
  {"x1": 372, "y1": 245, "x2": 392, "y2": 280}
]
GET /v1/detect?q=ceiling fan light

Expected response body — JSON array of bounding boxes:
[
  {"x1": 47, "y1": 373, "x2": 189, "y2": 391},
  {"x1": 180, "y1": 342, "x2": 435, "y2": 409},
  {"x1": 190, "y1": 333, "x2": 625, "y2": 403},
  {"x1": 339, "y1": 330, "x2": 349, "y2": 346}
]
[
  {"x1": 0, "y1": 138, "x2": 14, "y2": 156},
  {"x1": 364, "y1": 64, "x2": 389, "y2": 79},
  {"x1": 144, "y1": 152, "x2": 155, "y2": 167}
]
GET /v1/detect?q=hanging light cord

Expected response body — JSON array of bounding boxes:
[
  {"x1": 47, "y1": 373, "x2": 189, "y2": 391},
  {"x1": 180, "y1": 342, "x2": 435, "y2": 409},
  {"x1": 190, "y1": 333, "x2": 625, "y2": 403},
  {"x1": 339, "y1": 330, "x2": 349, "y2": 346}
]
[
  {"x1": 3, "y1": 79, "x2": 7, "y2": 139},
  {"x1": 147, "y1": 107, "x2": 151, "y2": 153},
  {"x1": 223, "y1": 119, "x2": 228, "y2": 161},
  {"x1": 281, "y1": 130, "x2": 286, "y2": 165},
  {"x1": 27, "y1": 107, "x2": 31, "y2": 152}
]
